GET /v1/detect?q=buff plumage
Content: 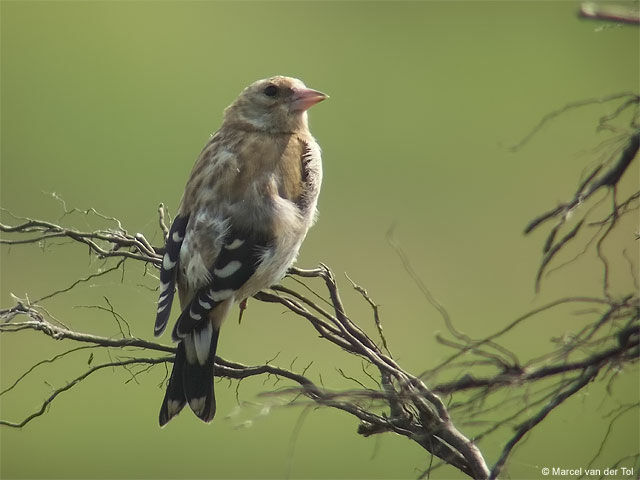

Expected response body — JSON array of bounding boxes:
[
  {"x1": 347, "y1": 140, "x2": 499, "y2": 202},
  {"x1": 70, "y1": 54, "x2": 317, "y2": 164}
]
[{"x1": 154, "y1": 76, "x2": 326, "y2": 426}]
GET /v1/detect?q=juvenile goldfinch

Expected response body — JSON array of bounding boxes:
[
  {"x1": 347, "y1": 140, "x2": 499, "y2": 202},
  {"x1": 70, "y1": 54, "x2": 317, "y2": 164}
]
[{"x1": 154, "y1": 76, "x2": 327, "y2": 426}]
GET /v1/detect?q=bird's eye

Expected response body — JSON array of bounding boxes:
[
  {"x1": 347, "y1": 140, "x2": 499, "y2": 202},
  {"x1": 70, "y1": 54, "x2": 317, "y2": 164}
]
[{"x1": 263, "y1": 85, "x2": 278, "y2": 97}]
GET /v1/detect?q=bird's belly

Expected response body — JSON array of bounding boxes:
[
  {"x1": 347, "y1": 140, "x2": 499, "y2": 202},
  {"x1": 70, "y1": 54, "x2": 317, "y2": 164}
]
[
  {"x1": 237, "y1": 196, "x2": 309, "y2": 300},
  {"x1": 236, "y1": 235, "x2": 304, "y2": 301}
]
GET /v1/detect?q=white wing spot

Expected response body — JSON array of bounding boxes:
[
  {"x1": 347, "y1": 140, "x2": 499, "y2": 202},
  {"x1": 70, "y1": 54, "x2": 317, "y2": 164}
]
[
  {"x1": 172, "y1": 231, "x2": 184, "y2": 242},
  {"x1": 189, "y1": 308, "x2": 202, "y2": 321},
  {"x1": 198, "y1": 298, "x2": 211, "y2": 309},
  {"x1": 214, "y1": 260, "x2": 242, "y2": 278},
  {"x1": 157, "y1": 303, "x2": 168, "y2": 313},
  {"x1": 158, "y1": 292, "x2": 168, "y2": 305},
  {"x1": 225, "y1": 239, "x2": 244, "y2": 250},
  {"x1": 163, "y1": 253, "x2": 177, "y2": 270},
  {"x1": 209, "y1": 289, "x2": 234, "y2": 302},
  {"x1": 160, "y1": 281, "x2": 171, "y2": 293}
]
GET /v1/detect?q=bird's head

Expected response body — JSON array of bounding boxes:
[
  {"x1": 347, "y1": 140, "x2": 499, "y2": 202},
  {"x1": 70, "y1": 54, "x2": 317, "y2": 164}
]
[{"x1": 223, "y1": 76, "x2": 327, "y2": 134}]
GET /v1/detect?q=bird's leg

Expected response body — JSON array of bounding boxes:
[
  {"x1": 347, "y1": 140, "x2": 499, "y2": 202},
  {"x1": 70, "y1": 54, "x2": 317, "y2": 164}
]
[{"x1": 238, "y1": 298, "x2": 248, "y2": 324}]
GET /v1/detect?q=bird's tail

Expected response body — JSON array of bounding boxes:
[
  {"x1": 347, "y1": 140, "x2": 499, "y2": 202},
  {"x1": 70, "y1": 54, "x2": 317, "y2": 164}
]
[
  {"x1": 159, "y1": 323, "x2": 220, "y2": 426},
  {"x1": 159, "y1": 342, "x2": 187, "y2": 426}
]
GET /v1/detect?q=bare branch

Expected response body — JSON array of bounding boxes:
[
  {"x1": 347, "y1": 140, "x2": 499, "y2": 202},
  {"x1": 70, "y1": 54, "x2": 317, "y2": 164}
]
[
  {"x1": 0, "y1": 357, "x2": 169, "y2": 428},
  {"x1": 490, "y1": 367, "x2": 599, "y2": 479},
  {"x1": 511, "y1": 93, "x2": 639, "y2": 152}
]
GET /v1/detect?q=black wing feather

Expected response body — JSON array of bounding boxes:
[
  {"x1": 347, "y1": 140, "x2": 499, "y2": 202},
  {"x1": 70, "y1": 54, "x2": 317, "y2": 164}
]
[
  {"x1": 171, "y1": 230, "x2": 270, "y2": 341},
  {"x1": 154, "y1": 214, "x2": 189, "y2": 336}
]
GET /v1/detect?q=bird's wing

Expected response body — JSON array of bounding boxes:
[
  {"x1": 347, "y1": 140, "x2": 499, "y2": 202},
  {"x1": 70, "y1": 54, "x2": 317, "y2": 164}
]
[
  {"x1": 154, "y1": 133, "x2": 223, "y2": 337},
  {"x1": 154, "y1": 214, "x2": 190, "y2": 336},
  {"x1": 171, "y1": 228, "x2": 271, "y2": 343}
]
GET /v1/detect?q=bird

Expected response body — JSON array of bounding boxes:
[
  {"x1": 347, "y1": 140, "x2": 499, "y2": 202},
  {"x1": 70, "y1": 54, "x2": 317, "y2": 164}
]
[{"x1": 153, "y1": 76, "x2": 327, "y2": 426}]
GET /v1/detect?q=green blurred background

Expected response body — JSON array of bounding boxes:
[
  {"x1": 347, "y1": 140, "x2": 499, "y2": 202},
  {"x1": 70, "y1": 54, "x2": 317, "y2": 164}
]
[{"x1": 1, "y1": 1, "x2": 638, "y2": 479}]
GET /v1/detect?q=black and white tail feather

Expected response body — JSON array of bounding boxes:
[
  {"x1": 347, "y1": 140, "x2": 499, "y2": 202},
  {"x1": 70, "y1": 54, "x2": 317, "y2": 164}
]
[
  {"x1": 156, "y1": 220, "x2": 270, "y2": 426},
  {"x1": 158, "y1": 324, "x2": 220, "y2": 426}
]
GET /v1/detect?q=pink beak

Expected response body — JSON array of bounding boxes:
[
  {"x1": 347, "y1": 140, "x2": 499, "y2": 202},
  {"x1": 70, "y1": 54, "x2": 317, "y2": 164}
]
[{"x1": 291, "y1": 88, "x2": 328, "y2": 112}]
